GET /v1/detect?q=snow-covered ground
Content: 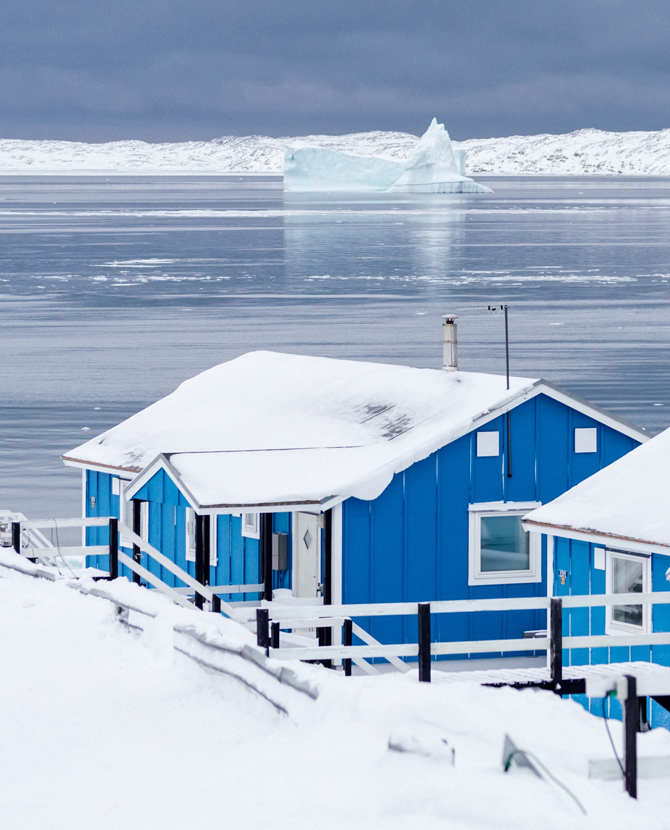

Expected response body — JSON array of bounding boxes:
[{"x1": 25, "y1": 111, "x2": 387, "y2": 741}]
[
  {"x1": 2, "y1": 553, "x2": 670, "y2": 829},
  {"x1": 2, "y1": 127, "x2": 670, "y2": 175}
]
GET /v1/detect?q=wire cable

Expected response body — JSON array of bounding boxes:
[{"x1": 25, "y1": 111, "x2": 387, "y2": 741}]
[
  {"x1": 603, "y1": 692, "x2": 625, "y2": 778},
  {"x1": 504, "y1": 748, "x2": 587, "y2": 816}
]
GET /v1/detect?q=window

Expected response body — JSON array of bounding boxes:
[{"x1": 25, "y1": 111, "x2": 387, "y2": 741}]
[
  {"x1": 242, "y1": 512, "x2": 260, "y2": 539},
  {"x1": 575, "y1": 427, "x2": 597, "y2": 454},
  {"x1": 606, "y1": 550, "x2": 650, "y2": 634},
  {"x1": 476, "y1": 431, "x2": 500, "y2": 457},
  {"x1": 185, "y1": 507, "x2": 196, "y2": 562},
  {"x1": 469, "y1": 502, "x2": 541, "y2": 585}
]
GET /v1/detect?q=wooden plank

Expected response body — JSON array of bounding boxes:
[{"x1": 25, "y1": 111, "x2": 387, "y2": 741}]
[
  {"x1": 117, "y1": 551, "x2": 195, "y2": 611},
  {"x1": 562, "y1": 591, "x2": 670, "y2": 608},
  {"x1": 48, "y1": 546, "x2": 107, "y2": 557},
  {"x1": 120, "y1": 525, "x2": 236, "y2": 619},
  {"x1": 269, "y1": 642, "x2": 419, "y2": 661},
  {"x1": 21, "y1": 517, "x2": 112, "y2": 529},
  {"x1": 564, "y1": 632, "x2": 670, "y2": 649},
  {"x1": 351, "y1": 622, "x2": 411, "y2": 674},
  {"x1": 171, "y1": 583, "x2": 264, "y2": 596},
  {"x1": 432, "y1": 637, "x2": 549, "y2": 656}
]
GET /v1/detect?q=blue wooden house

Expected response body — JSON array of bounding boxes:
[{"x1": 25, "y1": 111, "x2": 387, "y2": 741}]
[{"x1": 63, "y1": 320, "x2": 650, "y2": 651}]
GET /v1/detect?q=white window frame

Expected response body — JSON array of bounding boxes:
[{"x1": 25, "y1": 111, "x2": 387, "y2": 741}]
[
  {"x1": 209, "y1": 515, "x2": 218, "y2": 566},
  {"x1": 242, "y1": 512, "x2": 260, "y2": 540},
  {"x1": 468, "y1": 501, "x2": 542, "y2": 586},
  {"x1": 606, "y1": 549, "x2": 650, "y2": 635},
  {"x1": 185, "y1": 507, "x2": 196, "y2": 562}
]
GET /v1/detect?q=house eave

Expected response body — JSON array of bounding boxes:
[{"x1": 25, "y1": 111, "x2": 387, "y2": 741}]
[{"x1": 522, "y1": 518, "x2": 669, "y2": 556}]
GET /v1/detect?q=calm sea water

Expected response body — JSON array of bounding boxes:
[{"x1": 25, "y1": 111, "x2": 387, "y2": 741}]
[{"x1": 2, "y1": 174, "x2": 670, "y2": 519}]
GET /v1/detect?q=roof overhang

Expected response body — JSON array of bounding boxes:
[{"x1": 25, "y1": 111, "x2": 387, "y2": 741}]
[
  {"x1": 123, "y1": 453, "x2": 344, "y2": 515},
  {"x1": 61, "y1": 455, "x2": 139, "y2": 479},
  {"x1": 522, "y1": 517, "x2": 668, "y2": 556}
]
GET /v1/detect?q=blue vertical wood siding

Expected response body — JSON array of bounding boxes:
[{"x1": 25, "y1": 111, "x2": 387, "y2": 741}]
[
  {"x1": 342, "y1": 394, "x2": 640, "y2": 655},
  {"x1": 551, "y1": 534, "x2": 670, "y2": 727}
]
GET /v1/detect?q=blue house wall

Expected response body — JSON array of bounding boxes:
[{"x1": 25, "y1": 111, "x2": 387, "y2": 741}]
[
  {"x1": 342, "y1": 394, "x2": 640, "y2": 651},
  {"x1": 84, "y1": 468, "x2": 292, "y2": 599},
  {"x1": 551, "y1": 535, "x2": 670, "y2": 728}
]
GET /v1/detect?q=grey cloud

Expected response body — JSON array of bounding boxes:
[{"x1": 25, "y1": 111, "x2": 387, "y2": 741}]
[{"x1": 0, "y1": 0, "x2": 669, "y2": 140}]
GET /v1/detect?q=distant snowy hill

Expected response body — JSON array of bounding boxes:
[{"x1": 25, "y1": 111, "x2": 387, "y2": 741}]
[{"x1": 2, "y1": 127, "x2": 670, "y2": 175}]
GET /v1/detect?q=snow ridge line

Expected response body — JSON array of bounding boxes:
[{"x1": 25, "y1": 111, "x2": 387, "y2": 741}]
[{"x1": 0, "y1": 549, "x2": 320, "y2": 712}]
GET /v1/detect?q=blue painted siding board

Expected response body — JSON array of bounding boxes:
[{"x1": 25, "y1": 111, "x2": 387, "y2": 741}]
[
  {"x1": 230, "y1": 516, "x2": 245, "y2": 601},
  {"x1": 504, "y1": 399, "x2": 536, "y2": 503},
  {"x1": 569, "y1": 540, "x2": 590, "y2": 666},
  {"x1": 601, "y1": 430, "x2": 636, "y2": 467},
  {"x1": 589, "y1": 545, "x2": 608, "y2": 665},
  {"x1": 369, "y1": 475, "x2": 404, "y2": 645},
  {"x1": 471, "y1": 417, "x2": 504, "y2": 504},
  {"x1": 343, "y1": 498, "x2": 372, "y2": 637},
  {"x1": 536, "y1": 396, "x2": 569, "y2": 503},
  {"x1": 569, "y1": 412, "x2": 601, "y2": 488}
]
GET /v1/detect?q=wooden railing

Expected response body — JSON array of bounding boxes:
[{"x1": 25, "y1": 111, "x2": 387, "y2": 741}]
[
  {"x1": 10, "y1": 516, "x2": 263, "y2": 619},
  {"x1": 254, "y1": 592, "x2": 670, "y2": 685}
]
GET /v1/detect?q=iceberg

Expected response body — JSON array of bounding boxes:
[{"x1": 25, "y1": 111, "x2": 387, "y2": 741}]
[
  {"x1": 390, "y1": 119, "x2": 491, "y2": 193},
  {"x1": 283, "y1": 146, "x2": 404, "y2": 192},
  {"x1": 283, "y1": 119, "x2": 491, "y2": 193}
]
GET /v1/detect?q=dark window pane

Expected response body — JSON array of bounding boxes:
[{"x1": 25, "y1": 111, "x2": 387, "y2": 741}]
[{"x1": 480, "y1": 515, "x2": 529, "y2": 572}]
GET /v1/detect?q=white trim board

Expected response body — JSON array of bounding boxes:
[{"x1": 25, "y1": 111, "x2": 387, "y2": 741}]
[{"x1": 523, "y1": 520, "x2": 668, "y2": 556}]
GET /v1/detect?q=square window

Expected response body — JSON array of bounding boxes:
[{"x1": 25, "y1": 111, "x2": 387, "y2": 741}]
[
  {"x1": 477, "y1": 431, "x2": 500, "y2": 457},
  {"x1": 575, "y1": 427, "x2": 597, "y2": 454},
  {"x1": 469, "y1": 502, "x2": 541, "y2": 585},
  {"x1": 606, "y1": 550, "x2": 649, "y2": 634},
  {"x1": 242, "y1": 512, "x2": 260, "y2": 539}
]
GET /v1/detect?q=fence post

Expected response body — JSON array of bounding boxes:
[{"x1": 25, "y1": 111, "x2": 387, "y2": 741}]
[
  {"x1": 418, "y1": 603, "x2": 432, "y2": 683},
  {"x1": 195, "y1": 514, "x2": 205, "y2": 610},
  {"x1": 11, "y1": 521, "x2": 21, "y2": 555},
  {"x1": 624, "y1": 675, "x2": 638, "y2": 799},
  {"x1": 108, "y1": 518, "x2": 118, "y2": 580},
  {"x1": 256, "y1": 608, "x2": 270, "y2": 656},
  {"x1": 132, "y1": 501, "x2": 141, "y2": 585},
  {"x1": 317, "y1": 626, "x2": 332, "y2": 669},
  {"x1": 211, "y1": 595, "x2": 221, "y2": 614},
  {"x1": 343, "y1": 618, "x2": 352, "y2": 677},
  {"x1": 550, "y1": 597, "x2": 563, "y2": 691},
  {"x1": 271, "y1": 621, "x2": 280, "y2": 649},
  {"x1": 261, "y1": 513, "x2": 273, "y2": 602}
]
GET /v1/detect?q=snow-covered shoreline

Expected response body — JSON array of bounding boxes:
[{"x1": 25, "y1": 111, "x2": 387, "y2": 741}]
[{"x1": 2, "y1": 127, "x2": 670, "y2": 176}]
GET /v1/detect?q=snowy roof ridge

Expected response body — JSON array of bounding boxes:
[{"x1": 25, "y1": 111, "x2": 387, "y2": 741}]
[{"x1": 524, "y1": 426, "x2": 670, "y2": 550}]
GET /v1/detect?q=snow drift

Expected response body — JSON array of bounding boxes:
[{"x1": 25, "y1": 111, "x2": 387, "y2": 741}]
[{"x1": 284, "y1": 119, "x2": 491, "y2": 193}]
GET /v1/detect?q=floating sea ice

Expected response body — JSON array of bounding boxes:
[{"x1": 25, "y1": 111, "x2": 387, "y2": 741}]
[{"x1": 390, "y1": 119, "x2": 491, "y2": 194}]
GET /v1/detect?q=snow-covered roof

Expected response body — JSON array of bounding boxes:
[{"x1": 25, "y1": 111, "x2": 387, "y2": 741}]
[
  {"x1": 524, "y1": 427, "x2": 670, "y2": 551},
  {"x1": 63, "y1": 350, "x2": 648, "y2": 510}
]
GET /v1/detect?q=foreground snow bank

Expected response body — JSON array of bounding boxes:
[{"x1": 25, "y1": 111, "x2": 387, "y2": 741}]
[{"x1": 2, "y1": 559, "x2": 670, "y2": 829}]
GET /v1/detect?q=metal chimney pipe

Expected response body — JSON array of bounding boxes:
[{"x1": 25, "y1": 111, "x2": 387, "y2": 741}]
[{"x1": 442, "y1": 314, "x2": 458, "y2": 371}]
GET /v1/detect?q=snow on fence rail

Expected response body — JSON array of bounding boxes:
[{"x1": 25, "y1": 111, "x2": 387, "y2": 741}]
[{"x1": 8, "y1": 516, "x2": 261, "y2": 618}]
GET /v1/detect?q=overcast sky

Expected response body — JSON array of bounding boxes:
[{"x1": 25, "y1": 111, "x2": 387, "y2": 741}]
[{"x1": 2, "y1": 0, "x2": 670, "y2": 142}]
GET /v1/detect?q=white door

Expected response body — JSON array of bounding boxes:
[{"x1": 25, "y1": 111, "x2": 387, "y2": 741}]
[{"x1": 293, "y1": 512, "x2": 321, "y2": 598}]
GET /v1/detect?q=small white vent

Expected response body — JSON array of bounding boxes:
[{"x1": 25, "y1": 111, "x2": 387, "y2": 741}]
[
  {"x1": 476, "y1": 431, "x2": 500, "y2": 457},
  {"x1": 575, "y1": 428, "x2": 597, "y2": 454}
]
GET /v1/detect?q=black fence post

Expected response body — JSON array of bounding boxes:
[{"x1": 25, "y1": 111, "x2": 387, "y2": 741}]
[
  {"x1": 194, "y1": 513, "x2": 205, "y2": 610},
  {"x1": 271, "y1": 621, "x2": 280, "y2": 650},
  {"x1": 550, "y1": 597, "x2": 563, "y2": 691},
  {"x1": 317, "y1": 626, "x2": 332, "y2": 669},
  {"x1": 418, "y1": 603, "x2": 432, "y2": 683},
  {"x1": 261, "y1": 513, "x2": 273, "y2": 602},
  {"x1": 256, "y1": 608, "x2": 270, "y2": 656},
  {"x1": 11, "y1": 521, "x2": 21, "y2": 555},
  {"x1": 108, "y1": 518, "x2": 118, "y2": 580},
  {"x1": 343, "y1": 618, "x2": 352, "y2": 677},
  {"x1": 211, "y1": 594, "x2": 221, "y2": 614},
  {"x1": 624, "y1": 675, "x2": 638, "y2": 799},
  {"x1": 132, "y1": 500, "x2": 141, "y2": 585}
]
